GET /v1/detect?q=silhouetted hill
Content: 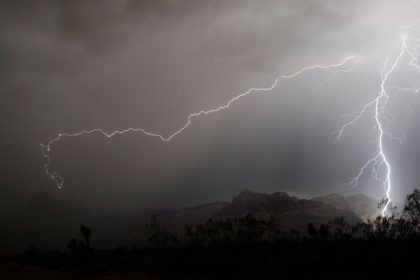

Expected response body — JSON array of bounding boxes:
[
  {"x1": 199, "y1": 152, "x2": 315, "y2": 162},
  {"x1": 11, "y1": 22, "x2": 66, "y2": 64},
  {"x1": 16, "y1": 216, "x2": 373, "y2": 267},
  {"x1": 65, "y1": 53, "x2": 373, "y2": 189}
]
[
  {"x1": 1, "y1": 190, "x2": 368, "y2": 252},
  {"x1": 214, "y1": 190, "x2": 362, "y2": 232},
  {"x1": 312, "y1": 193, "x2": 379, "y2": 220},
  {"x1": 125, "y1": 190, "x2": 363, "y2": 240}
]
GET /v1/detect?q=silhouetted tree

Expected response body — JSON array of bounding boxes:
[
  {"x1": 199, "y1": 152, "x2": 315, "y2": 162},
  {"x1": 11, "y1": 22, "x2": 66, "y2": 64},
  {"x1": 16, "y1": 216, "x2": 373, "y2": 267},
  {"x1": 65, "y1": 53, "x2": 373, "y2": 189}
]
[
  {"x1": 67, "y1": 238, "x2": 79, "y2": 253},
  {"x1": 307, "y1": 223, "x2": 331, "y2": 240},
  {"x1": 80, "y1": 224, "x2": 92, "y2": 248},
  {"x1": 307, "y1": 223, "x2": 318, "y2": 239},
  {"x1": 404, "y1": 189, "x2": 420, "y2": 222},
  {"x1": 183, "y1": 214, "x2": 278, "y2": 246},
  {"x1": 329, "y1": 217, "x2": 351, "y2": 240},
  {"x1": 145, "y1": 215, "x2": 179, "y2": 248},
  {"x1": 319, "y1": 224, "x2": 331, "y2": 240},
  {"x1": 351, "y1": 222, "x2": 373, "y2": 240}
]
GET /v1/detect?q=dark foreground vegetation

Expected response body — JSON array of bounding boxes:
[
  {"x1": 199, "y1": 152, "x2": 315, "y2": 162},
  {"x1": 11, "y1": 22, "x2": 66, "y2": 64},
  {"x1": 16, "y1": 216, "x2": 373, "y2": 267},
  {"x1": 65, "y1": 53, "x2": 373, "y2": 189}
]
[{"x1": 2, "y1": 190, "x2": 420, "y2": 279}]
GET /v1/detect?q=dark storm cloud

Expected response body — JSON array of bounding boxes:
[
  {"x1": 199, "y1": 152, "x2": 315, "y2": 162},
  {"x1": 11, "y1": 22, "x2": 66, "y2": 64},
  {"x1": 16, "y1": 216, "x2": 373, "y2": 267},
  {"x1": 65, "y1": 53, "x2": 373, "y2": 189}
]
[{"x1": 1, "y1": 0, "x2": 420, "y2": 214}]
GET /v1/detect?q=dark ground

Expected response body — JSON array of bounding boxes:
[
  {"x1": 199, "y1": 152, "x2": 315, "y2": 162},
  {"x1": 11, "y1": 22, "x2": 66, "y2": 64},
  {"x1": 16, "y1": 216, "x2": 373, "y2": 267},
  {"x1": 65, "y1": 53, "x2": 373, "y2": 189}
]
[
  {"x1": 3, "y1": 189, "x2": 420, "y2": 280},
  {"x1": 1, "y1": 240, "x2": 419, "y2": 280}
]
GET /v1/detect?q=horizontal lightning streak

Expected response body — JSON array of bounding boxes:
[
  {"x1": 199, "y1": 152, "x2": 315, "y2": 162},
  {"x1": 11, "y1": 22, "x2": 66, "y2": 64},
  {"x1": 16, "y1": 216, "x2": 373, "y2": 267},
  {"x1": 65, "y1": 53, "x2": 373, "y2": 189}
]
[{"x1": 41, "y1": 55, "x2": 361, "y2": 189}]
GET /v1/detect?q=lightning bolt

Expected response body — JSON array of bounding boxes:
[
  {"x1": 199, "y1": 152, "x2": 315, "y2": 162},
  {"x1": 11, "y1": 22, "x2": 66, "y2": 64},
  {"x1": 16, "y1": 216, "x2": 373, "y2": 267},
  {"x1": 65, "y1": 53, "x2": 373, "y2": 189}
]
[
  {"x1": 335, "y1": 22, "x2": 420, "y2": 216},
  {"x1": 41, "y1": 56, "x2": 362, "y2": 189},
  {"x1": 41, "y1": 13, "x2": 420, "y2": 218}
]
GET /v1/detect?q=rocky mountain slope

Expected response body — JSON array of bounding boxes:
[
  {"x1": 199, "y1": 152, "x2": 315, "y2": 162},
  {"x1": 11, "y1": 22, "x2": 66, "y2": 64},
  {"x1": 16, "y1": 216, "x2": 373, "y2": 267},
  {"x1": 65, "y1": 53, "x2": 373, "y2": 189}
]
[{"x1": 313, "y1": 193, "x2": 379, "y2": 220}]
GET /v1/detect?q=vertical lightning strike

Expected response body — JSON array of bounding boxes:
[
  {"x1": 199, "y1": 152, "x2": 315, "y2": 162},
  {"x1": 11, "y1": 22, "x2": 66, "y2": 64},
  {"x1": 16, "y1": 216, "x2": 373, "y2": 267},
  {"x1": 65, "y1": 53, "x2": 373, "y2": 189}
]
[
  {"x1": 336, "y1": 22, "x2": 420, "y2": 216},
  {"x1": 41, "y1": 56, "x2": 361, "y2": 189}
]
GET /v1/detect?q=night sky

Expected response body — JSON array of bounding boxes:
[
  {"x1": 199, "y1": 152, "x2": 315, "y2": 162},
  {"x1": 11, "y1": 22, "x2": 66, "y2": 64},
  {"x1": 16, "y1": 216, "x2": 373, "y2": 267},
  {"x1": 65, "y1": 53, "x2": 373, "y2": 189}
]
[{"x1": 1, "y1": 0, "x2": 420, "y2": 216}]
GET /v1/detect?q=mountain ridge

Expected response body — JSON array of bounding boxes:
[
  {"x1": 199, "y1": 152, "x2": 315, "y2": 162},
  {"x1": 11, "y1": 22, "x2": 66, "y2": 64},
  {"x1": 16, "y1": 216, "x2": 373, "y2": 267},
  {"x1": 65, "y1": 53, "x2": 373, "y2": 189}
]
[
  {"x1": 312, "y1": 192, "x2": 379, "y2": 220},
  {"x1": 0, "y1": 189, "x2": 378, "y2": 252}
]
